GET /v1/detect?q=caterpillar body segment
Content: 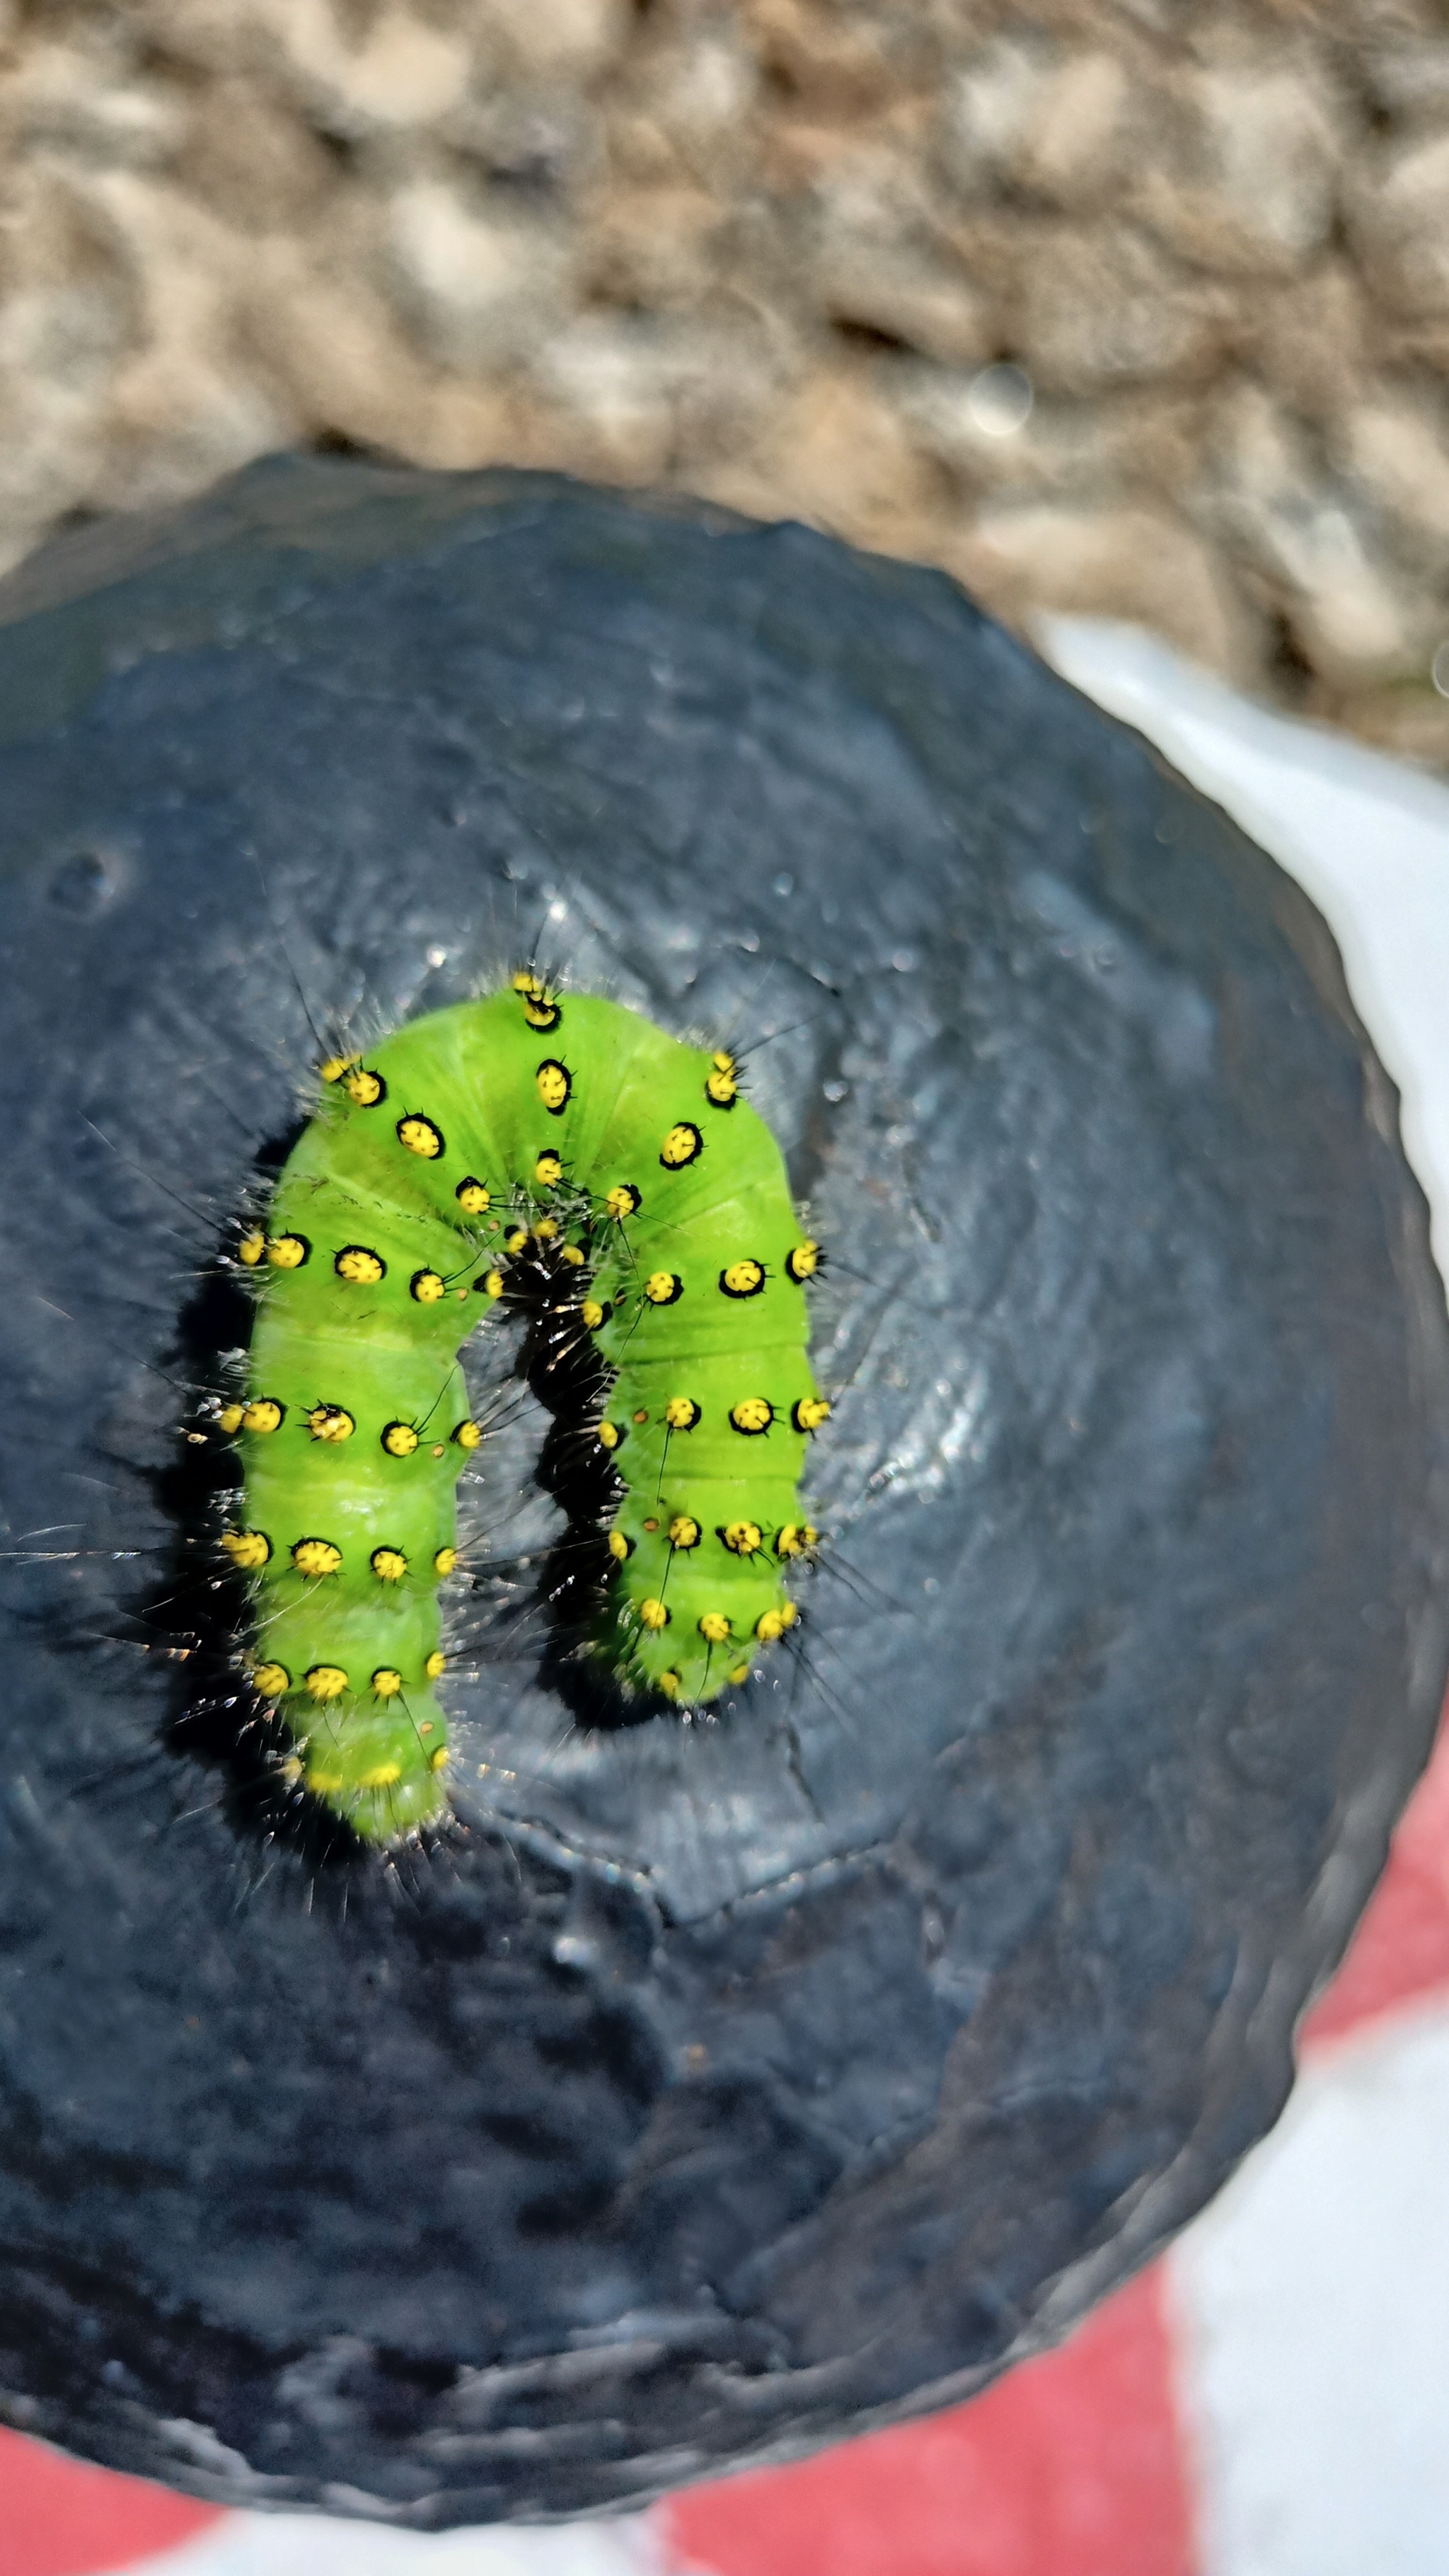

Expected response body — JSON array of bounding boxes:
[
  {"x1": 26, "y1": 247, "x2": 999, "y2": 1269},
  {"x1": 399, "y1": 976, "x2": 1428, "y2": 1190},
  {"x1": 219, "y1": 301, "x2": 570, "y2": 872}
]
[{"x1": 226, "y1": 990, "x2": 823, "y2": 1844}]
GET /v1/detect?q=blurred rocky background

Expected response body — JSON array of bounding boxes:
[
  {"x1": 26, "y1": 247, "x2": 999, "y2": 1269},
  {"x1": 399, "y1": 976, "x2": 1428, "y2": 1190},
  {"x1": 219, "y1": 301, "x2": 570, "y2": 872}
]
[{"x1": 4, "y1": 0, "x2": 1449, "y2": 765}]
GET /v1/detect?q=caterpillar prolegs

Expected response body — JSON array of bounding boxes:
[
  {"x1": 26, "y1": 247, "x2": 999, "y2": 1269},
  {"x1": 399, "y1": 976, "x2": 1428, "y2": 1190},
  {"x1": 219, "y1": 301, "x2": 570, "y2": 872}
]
[{"x1": 219, "y1": 979, "x2": 827, "y2": 1844}]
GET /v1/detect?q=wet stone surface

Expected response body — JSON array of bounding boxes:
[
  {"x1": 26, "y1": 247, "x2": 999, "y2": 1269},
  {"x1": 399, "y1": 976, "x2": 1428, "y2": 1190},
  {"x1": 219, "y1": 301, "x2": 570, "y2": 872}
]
[{"x1": 0, "y1": 457, "x2": 1444, "y2": 2525}]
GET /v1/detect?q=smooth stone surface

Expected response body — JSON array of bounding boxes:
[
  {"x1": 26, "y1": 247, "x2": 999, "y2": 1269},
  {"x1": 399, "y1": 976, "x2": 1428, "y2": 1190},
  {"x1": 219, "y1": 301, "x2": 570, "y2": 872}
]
[{"x1": 0, "y1": 458, "x2": 1444, "y2": 2526}]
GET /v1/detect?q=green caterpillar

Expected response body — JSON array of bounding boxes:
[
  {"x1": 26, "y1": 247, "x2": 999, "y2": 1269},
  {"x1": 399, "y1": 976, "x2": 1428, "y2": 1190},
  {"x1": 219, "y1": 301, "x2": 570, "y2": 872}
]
[{"x1": 218, "y1": 977, "x2": 826, "y2": 1844}]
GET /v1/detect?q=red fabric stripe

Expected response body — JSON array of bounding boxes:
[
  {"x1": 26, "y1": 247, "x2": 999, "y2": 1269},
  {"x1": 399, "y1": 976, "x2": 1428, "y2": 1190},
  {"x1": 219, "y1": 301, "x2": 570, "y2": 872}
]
[
  {"x1": 0, "y1": 2427, "x2": 220, "y2": 2576},
  {"x1": 660, "y1": 2266, "x2": 1196, "y2": 2576}
]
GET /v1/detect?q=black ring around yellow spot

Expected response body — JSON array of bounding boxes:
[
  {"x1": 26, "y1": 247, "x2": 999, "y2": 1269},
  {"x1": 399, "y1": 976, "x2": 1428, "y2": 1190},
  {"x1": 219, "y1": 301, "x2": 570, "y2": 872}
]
[
  {"x1": 664, "y1": 1396, "x2": 700, "y2": 1430},
  {"x1": 698, "y1": 1611, "x2": 732, "y2": 1644},
  {"x1": 533, "y1": 1215, "x2": 560, "y2": 1240},
  {"x1": 730, "y1": 1397, "x2": 774, "y2": 1436},
  {"x1": 343, "y1": 1067, "x2": 386, "y2": 1107},
  {"x1": 335, "y1": 1244, "x2": 385, "y2": 1284},
  {"x1": 425, "y1": 1649, "x2": 446, "y2": 1680},
  {"x1": 306, "y1": 1404, "x2": 354, "y2": 1442},
  {"x1": 669, "y1": 1514, "x2": 700, "y2": 1552},
  {"x1": 560, "y1": 1242, "x2": 585, "y2": 1266},
  {"x1": 221, "y1": 1527, "x2": 271, "y2": 1570},
  {"x1": 397, "y1": 1113, "x2": 444, "y2": 1160},
  {"x1": 292, "y1": 1537, "x2": 342, "y2": 1577},
  {"x1": 305, "y1": 1663, "x2": 349, "y2": 1703},
  {"x1": 608, "y1": 1528, "x2": 633, "y2": 1560},
  {"x1": 604, "y1": 1182, "x2": 642, "y2": 1220},
  {"x1": 756, "y1": 1607, "x2": 787, "y2": 1642},
  {"x1": 241, "y1": 1397, "x2": 285, "y2": 1433},
  {"x1": 410, "y1": 1268, "x2": 446, "y2": 1303},
  {"x1": 785, "y1": 1240, "x2": 821, "y2": 1282},
  {"x1": 638, "y1": 1598, "x2": 670, "y2": 1631},
  {"x1": 728, "y1": 1661, "x2": 751, "y2": 1685},
  {"x1": 536, "y1": 1058, "x2": 571, "y2": 1114},
  {"x1": 453, "y1": 1418, "x2": 483, "y2": 1450},
  {"x1": 792, "y1": 1396, "x2": 832, "y2": 1433},
  {"x1": 581, "y1": 1298, "x2": 607, "y2": 1329},
  {"x1": 657, "y1": 1670, "x2": 682, "y2": 1699},
  {"x1": 267, "y1": 1233, "x2": 310, "y2": 1269},
  {"x1": 660, "y1": 1121, "x2": 703, "y2": 1169},
  {"x1": 597, "y1": 1420, "x2": 622, "y2": 1451},
  {"x1": 433, "y1": 1545, "x2": 457, "y2": 1576},
  {"x1": 381, "y1": 1421, "x2": 418, "y2": 1457},
  {"x1": 371, "y1": 1546, "x2": 408, "y2": 1581},
  {"x1": 479, "y1": 1269, "x2": 504, "y2": 1298},
  {"x1": 456, "y1": 1177, "x2": 490, "y2": 1214},
  {"x1": 534, "y1": 1151, "x2": 563, "y2": 1186},
  {"x1": 319, "y1": 1053, "x2": 357, "y2": 1084},
  {"x1": 644, "y1": 1270, "x2": 683, "y2": 1306},
  {"x1": 217, "y1": 1403, "x2": 244, "y2": 1433},
  {"x1": 253, "y1": 1660, "x2": 290, "y2": 1697},
  {"x1": 720, "y1": 1520, "x2": 763, "y2": 1557},
  {"x1": 720, "y1": 1258, "x2": 765, "y2": 1298},
  {"x1": 505, "y1": 1227, "x2": 529, "y2": 1255},
  {"x1": 371, "y1": 1668, "x2": 403, "y2": 1699},
  {"x1": 705, "y1": 1068, "x2": 738, "y2": 1107}
]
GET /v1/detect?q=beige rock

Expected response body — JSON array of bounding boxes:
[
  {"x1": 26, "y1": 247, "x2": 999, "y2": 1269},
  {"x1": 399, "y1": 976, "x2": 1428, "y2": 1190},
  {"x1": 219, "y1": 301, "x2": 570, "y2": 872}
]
[
  {"x1": 175, "y1": 78, "x2": 340, "y2": 233},
  {"x1": 956, "y1": 499, "x2": 1259, "y2": 685},
  {"x1": 1247, "y1": 261, "x2": 1368, "y2": 420},
  {"x1": 1136, "y1": 57, "x2": 1343, "y2": 277},
  {"x1": 384, "y1": 178, "x2": 577, "y2": 372},
  {"x1": 1362, "y1": 40, "x2": 1449, "y2": 127},
  {"x1": 0, "y1": 38, "x2": 186, "y2": 171},
  {"x1": 481, "y1": 0, "x2": 631, "y2": 85},
  {"x1": 1018, "y1": 221, "x2": 1237, "y2": 395},
  {"x1": 901, "y1": 369, "x2": 1199, "y2": 504},
  {"x1": 1334, "y1": 393, "x2": 1449, "y2": 559},
  {"x1": 1349, "y1": 130, "x2": 1449, "y2": 317},
  {"x1": 1017, "y1": 52, "x2": 1131, "y2": 211},
  {"x1": 697, "y1": 361, "x2": 940, "y2": 557},
  {"x1": 260, "y1": 0, "x2": 475, "y2": 137},
  {"x1": 936, "y1": 35, "x2": 1052, "y2": 200}
]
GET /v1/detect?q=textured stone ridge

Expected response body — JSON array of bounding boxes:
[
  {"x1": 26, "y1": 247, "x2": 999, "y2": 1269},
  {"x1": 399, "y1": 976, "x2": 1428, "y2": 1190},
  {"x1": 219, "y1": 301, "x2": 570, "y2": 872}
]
[
  {"x1": 3, "y1": 1, "x2": 1449, "y2": 766},
  {"x1": 0, "y1": 458, "x2": 1445, "y2": 2522}
]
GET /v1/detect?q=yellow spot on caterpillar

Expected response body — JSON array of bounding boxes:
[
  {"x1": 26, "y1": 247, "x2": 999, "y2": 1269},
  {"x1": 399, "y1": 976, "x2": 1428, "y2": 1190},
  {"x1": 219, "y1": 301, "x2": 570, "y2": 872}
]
[
  {"x1": 786, "y1": 1240, "x2": 821, "y2": 1282},
  {"x1": 398, "y1": 1114, "x2": 444, "y2": 1160},
  {"x1": 360, "y1": 1760, "x2": 403, "y2": 1786},
  {"x1": 721, "y1": 1520, "x2": 762, "y2": 1557},
  {"x1": 279, "y1": 1755, "x2": 304, "y2": 1785},
  {"x1": 319, "y1": 1054, "x2": 357, "y2": 1085},
  {"x1": 698, "y1": 1611, "x2": 732, "y2": 1644},
  {"x1": 664, "y1": 1396, "x2": 700, "y2": 1430},
  {"x1": 483, "y1": 1270, "x2": 504, "y2": 1298},
  {"x1": 639, "y1": 1598, "x2": 670, "y2": 1630},
  {"x1": 793, "y1": 1397, "x2": 831, "y2": 1433},
  {"x1": 534, "y1": 1151, "x2": 563, "y2": 1186},
  {"x1": 605, "y1": 1183, "x2": 642, "y2": 1220},
  {"x1": 381, "y1": 1421, "x2": 418, "y2": 1457},
  {"x1": 661, "y1": 1121, "x2": 703, "y2": 1169},
  {"x1": 371, "y1": 1547, "x2": 408, "y2": 1582},
  {"x1": 598, "y1": 1420, "x2": 621, "y2": 1450},
  {"x1": 434, "y1": 1546, "x2": 457, "y2": 1576},
  {"x1": 292, "y1": 1537, "x2": 342, "y2": 1578},
  {"x1": 534, "y1": 1216, "x2": 560, "y2": 1241},
  {"x1": 305, "y1": 1663, "x2": 349, "y2": 1702},
  {"x1": 669, "y1": 1514, "x2": 700, "y2": 1552},
  {"x1": 513, "y1": 971, "x2": 561, "y2": 1032},
  {"x1": 306, "y1": 1404, "x2": 353, "y2": 1443},
  {"x1": 308, "y1": 1764, "x2": 345, "y2": 1793},
  {"x1": 781, "y1": 1599, "x2": 800, "y2": 1628},
  {"x1": 581, "y1": 1298, "x2": 605, "y2": 1329},
  {"x1": 237, "y1": 1230, "x2": 265, "y2": 1267},
  {"x1": 720, "y1": 1258, "x2": 764, "y2": 1298},
  {"x1": 456, "y1": 1177, "x2": 490, "y2": 1214},
  {"x1": 645, "y1": 1270, "x2": 682, "y2": 1305},
  {"x1": 335, "y1": 1244, "x2": 384, "y2": 1284},
  {"x1": 344, "y1": 1066, "x2": 385, "y2": 1107},
  {"x1": 561, "y1": 1243, "x2": 585, "y2": 1266},
  {"x1": 425, "y1": 1649, "x2": 446, "y2": 1680},
  {"x1": 705, "y1": 1053, "x2": 738, "y2": 1107},
  {"x1": 506, "y1": 1228, "x2": 529, "y2": 1255},
  {"x1": 411, "y1": 1269, "x2": 446, "y2": 1304},
  {"x1": 775, "y1": 1523, "x2": 820, "y2": 1558},
  {"x1": 756, "y1": 1607, "x2": 786, "y2": 1642},
  {"x1": 728, "y1": 1662, "x2": 751, "y2": 1685},
  {"x1": 657, "y1": 1670, "x2": 682, "y2": 1699},
  {"x1": 454, "y1": 1419, "x2": 483, "y2": 1450},
  {"x1": 536, "y1": 1058, "x2": 571, "y2": 1114},
  {"x1": 217, "y1": 1403, "x2": 244, "y2": 1434},
  {"x1": 253, "y1": 1660, "x2": 290, "y2": 1697},
  {"x1": 267, "y1": 1234, "x2": 310, "y2": 1270},
  {"x1": 243, "y1": 1398, "x2": 285, "y2": 1434},
  {"x1": 222, "y1": 1528, "x2": 270, "y2": 1571},
  {"x1": 608, "y1": 1528, "x2": 632, "y2": 1561},
  {"x1": 730, "y1": 1397, "x2": 773, "y2": 1436},
  {"x1": 428, "y1": 1745, "x2": 449, "y2": 1770},
  {"x1": 371, "y1": 1669, "x2": 403, "y2": 1700}
]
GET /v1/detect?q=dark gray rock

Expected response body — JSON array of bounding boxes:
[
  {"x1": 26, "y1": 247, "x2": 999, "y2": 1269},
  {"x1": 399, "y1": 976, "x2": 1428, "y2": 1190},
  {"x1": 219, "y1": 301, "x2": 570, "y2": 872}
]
[{"x1": 0, "y1": 456, "x2": 1443, "y2": 2526}]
